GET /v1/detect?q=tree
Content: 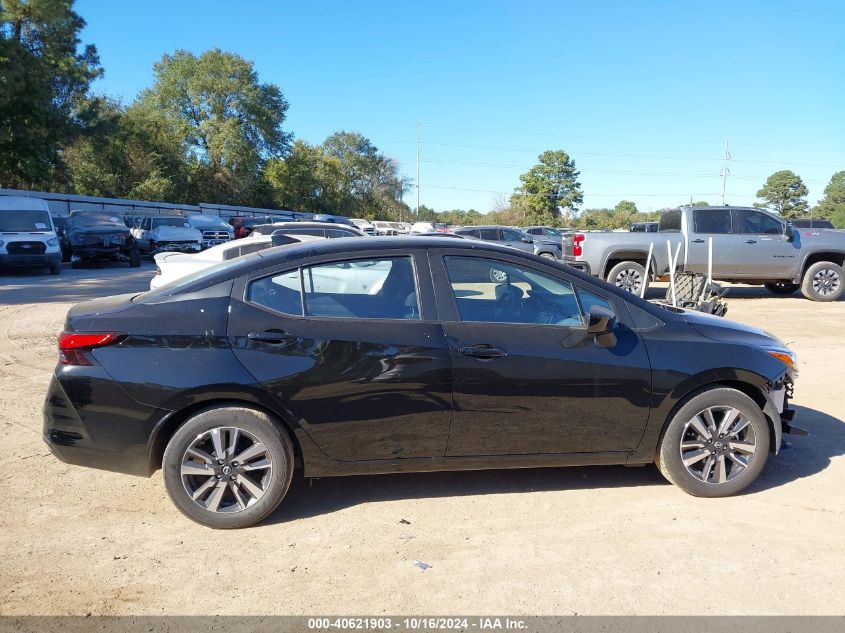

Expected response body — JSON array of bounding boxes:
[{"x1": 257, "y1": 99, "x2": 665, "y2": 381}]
[
  {"x1": 513, "y1": 150, "x2": 583, "y2": 221},
  {"x1": 136, "y1": 48, "x2": 291, "y2": 206},
  {"x1": 63, "y1": 99, "x2": 193, "y2": 202},
  {"x1": 755, "y1": 170, "x2": 809, "y2": 218},
  {"x1": 815, "y1": 171, "x2": 845, "y2": 228},
  {"x1": 614, "y1": 200, "x2": 638, "y2": 215},
  {"x1": 692, "y1": 200, "x2": 710, "y2": 207},
  {"x1": 0, "y1": 0, "x2": 102, "y2": 188}
]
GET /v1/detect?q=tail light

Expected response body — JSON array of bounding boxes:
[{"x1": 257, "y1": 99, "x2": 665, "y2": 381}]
[
  {"x1": 58, "y1": 332, "x2": 124, "y2": 365},
  {"x1": 572, "y1": 233, "x2": 585, "y2": 257}
]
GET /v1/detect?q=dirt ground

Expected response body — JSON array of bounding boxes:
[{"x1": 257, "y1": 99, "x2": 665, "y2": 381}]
[{"x1": 1, "y1": 265, "x2": 843, "y2": 616}]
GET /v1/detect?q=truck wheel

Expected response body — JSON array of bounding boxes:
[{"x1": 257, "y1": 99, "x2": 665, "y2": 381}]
[
  {"x1": 656, "y1": 387, "x2": 769, "y2": 497},
  {"x1": 800, "y1": 261, "x2": 844, "y2": 302},
  {"x1": 539, "y1": 252, "x2": 556, "y2": 260},
  {"x1": 764, "y1": 281, "x2": 798, "y2": 295},
  {"x1": 607, "y1": 261, "x2": 648, "y2": 295},
  {"x1": 50, "y1": 264, "x2": 61, "y2": 275}
]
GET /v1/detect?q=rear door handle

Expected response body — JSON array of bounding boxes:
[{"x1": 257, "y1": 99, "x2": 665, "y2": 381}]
[
  {"x1": 458, "y1": 344, "x2": 508, "y2": 360},
  {"x1": 691, "y1": 238, "x2": 706, "y2": 243},
  {"x1": 744, "y1": 239, "x2": 757, "y2": 244},
  {"x1": 247, "y1": 329, "x2": 299, "y2": 345}
]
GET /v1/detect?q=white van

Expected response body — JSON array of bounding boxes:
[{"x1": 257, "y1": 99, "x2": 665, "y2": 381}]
[{"x1": 0, "y1": 196, "x2": 62, "y2": 274}]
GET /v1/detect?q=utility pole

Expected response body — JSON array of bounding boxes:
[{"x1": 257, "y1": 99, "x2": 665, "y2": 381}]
[
  {"x1": 416, "y1": 122, "x2": 421, "y2": 219},
  {"x1": 720, "y1": 139, "x2": 731, "y2": 205}
]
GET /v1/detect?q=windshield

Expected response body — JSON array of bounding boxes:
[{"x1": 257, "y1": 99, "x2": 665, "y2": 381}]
[
  {"x1": 69, "y1": 213, "x2": 125, "y2": 228},
  {"x1": 0, "y1": 210, "x2": 52, "y2": 232},
  {"x1": 154, "y1": 217, "x2": 190, "y2": 228}
]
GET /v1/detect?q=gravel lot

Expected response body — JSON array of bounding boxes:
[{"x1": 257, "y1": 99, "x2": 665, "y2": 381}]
[{"x1": 1, "y1": 265, "x2": 843, "y2": 616}]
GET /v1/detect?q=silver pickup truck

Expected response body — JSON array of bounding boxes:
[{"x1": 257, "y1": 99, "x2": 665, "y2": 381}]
[{"x1": 562, "y1": 206, "x2": 845, "y2": 301}]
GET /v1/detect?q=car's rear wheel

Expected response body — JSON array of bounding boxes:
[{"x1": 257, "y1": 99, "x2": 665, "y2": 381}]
[
  {"x1": 162, "y1": 406, "x2": 294, "y2": 528},
  {"x1": 539, "y1": 252, "x2": 556, "y2": 260},
  {"x1": 800, "y1": 261, "x2": 843, "y2": 302},
  {"x1": 607, "y1": 261, "x2": 648, "y2": 295},
  {"x1": 656, "y1": 387, "x2": 769, "y2": 497},
  {"x1": 764, "y1": 281, "x2": 798, "y2": 295}
]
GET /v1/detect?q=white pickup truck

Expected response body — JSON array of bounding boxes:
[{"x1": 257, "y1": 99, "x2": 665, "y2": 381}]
[
  {"x1": 131, "y1": 216, "x2": 202, "y2": 255},
  {"x1": 562, "y1": 205, "x2": 845, "y2": 301}
]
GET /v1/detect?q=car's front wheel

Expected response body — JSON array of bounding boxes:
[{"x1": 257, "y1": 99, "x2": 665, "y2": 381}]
[
  {"x1": 162, "y1": 406, "x2": 294, "y2": 528},
  {"x1": 656, "y1": 387, "x2": 769, "y2": 497}
]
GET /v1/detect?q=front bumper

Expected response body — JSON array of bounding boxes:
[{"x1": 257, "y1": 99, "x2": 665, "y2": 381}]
[
  {"x1": 154, "y1": 242, "x2": 202, "y2": 253},
  {"x1": 0, "y1": 252, "x2": 61, "y2": 267}
]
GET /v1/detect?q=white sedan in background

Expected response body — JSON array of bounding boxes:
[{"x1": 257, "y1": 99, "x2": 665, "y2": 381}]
[{"x1": 150, "y1": 233, "x2": 323, "y2": 289}]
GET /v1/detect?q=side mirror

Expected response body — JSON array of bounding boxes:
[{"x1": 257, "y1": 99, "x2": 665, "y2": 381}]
[
  {"x1": 522, "y1": 237, "x2": 533, "y2": 243},
  {"x1": 785, "y1": 223, "x2": 795, "y2": 242},
  {"x1": 587, "y1": 305, "x2": 617, "y2": 347}
]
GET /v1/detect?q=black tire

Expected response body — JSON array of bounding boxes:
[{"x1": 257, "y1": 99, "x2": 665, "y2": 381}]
[
  {"x1": 162, "y1": 406, "x2": 294, "y2": 529},
  {"x1": 800, "y1": 261, "x2": 844, "y2": 302},
  {"x1": 656, "y1": 387, "x2": 769, "y2": 497},
  {"x1": 539, "y1": 252, "x2": 556, "y2": 260},
  {"x1": 70, "y1": 259, "x2": 80, "y2": 269},
  {"x1": 49, "y1": 264, "x2": 61, "y2": 275},
  {"x1": 764, "y1": 281, "x2": 798, "y2": 295},
  {"x1": 128, "y1": 246, "x2": 141, "y2": 268},
  {"x1": 606, "y1": 261, "x2": 649, "y2": 295}
]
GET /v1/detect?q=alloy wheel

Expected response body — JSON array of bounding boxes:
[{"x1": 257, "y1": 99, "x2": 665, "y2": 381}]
[
  {"x1": 812, "y1": 268, "x2": 841, "y2": 297},
  {"x1": 679, "y1": 406, "x2": 757, "y2": 484},
  {"x1": 614, "y1": 269, "x2": 642, "y2": 293},
  {"x1": 180, "y1": 426, "x2": 273, "y2": 513}
]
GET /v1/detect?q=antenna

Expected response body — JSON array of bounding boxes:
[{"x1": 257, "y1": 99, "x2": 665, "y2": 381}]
[{"x1": 720, "y1": 139, "x2": 731, "y2": 205}]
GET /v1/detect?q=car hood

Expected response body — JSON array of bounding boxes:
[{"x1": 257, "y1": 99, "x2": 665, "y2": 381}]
[
  {"x1": 150, "y1": 226, "x2": 202, "y2": 241},
  {"x1": 676, "y1": 308, "x2": 787, "y2": 349}
]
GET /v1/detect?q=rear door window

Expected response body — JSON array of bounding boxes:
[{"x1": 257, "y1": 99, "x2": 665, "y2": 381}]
[
  {"x1": 693, "y1": 209, "x2": 733, "y2": 234},
  {"x1": 248, "y1": 257, "x2": 420, "y2": 320},
  {"x1": 478, "y1": 228, "x2": 500, "y2": 241}
]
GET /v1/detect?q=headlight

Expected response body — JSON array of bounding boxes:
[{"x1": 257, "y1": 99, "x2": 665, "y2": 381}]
[
  {"x1": 762, "y1": 346, "x2": 798, "y2": 372},
  {"x1": 47, "y1": 238, "x2": 58, "y2": 247}
]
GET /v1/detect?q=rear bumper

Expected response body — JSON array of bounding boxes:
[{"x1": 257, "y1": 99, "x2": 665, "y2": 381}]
[
  {"x1": 562, "y1": 257, "x2": 591, "y2": 274},
  {"x1": 43, "y1": 369, "x2": 169, "y2": 477},
  {"x1": 0, "y1": 252, "x2": 61, "y2": 267}
]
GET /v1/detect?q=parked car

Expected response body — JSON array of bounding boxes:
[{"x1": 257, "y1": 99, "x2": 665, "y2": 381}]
[
  {"x1": 790, "y1": 218, "x2": 835, "y2": 229},
  {"x1": 455, "y1": 225, "x2": 562, "y2": 259},
  {"x1": 523, "y1": 225, "x2": 570, "y2": 238},
  {"x1": 312, "y1": 214, "x2": 358, "y2": 227},
  {"x1": 44, "y1": 237, "x2": 801, "y2": 528},
  {"x1": 409, "y1": 222, "x2": 449, "y2": 234},
  {"x1": 187, "y1": 215, "x2": 235, "y2": 249},
  {"x1": 631, "y1": 222, "x2": 660, "y2": 233},
  {"x1": 250, "y1": 221, "x2": 365, "y2": 239},
  {"x1": 393, "y1": 222, "x2": 411, "y2": 235},
  {"x1": 229, "y1": 216, "x2": 297, "y2": 239},
  {"x1": 372, "y1": 220, "x2": 399, "y2": 236},
  {"x1": 563, "y1": 206, "x2": 845, "y2": 301},
  {"x1": 62, "y1": 211, "x2": 140, "y2": 268},
  {"x1": 350, "y1": 218, "x2": 376, "y2": 235},
  {"x1": 151, "y1": 233, "x2": 323, "y2": 289},
  {"x1": 131, "y1": 215, "x2": 202, "y2": 255},
  {"x1": 0, "y1": 196, "x2": 62, "y2": 274}
]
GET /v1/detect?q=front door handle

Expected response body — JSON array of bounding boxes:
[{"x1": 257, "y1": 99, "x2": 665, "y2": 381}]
[
  {"x1": 691, "y1": 238, "x2": 706, "y2": 244},
  {"x1": 744, "y1": 239, "x2": 757, "y2": 244},
  {"x1": 247, "y1": 329, "x2": 299, "y2": 345},
  {"x1": 458, "y1": 344, "x2": 508, "y2": 360}
]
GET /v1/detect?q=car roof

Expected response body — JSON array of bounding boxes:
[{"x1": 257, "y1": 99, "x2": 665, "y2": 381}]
[{"x1": 0, "y1": 196, "x2": 50, "y2": 211}]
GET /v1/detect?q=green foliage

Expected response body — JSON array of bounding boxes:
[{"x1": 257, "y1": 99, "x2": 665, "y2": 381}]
[
  {"x1": 0, "y1": 0, "x2": 102, "y2": 187},
  {"x1": 756, "y1": 170, "x2": 809, "y2": 218},
  {"x1": 512, "y1": 149, "x2": 583, "y2": 219},
  {"x1": 136, "y1": 48, "x2": 291, "y2": 206},
  {"x1": 693, "y1": 200, "x2": 710, "y2": 206},
  {"x1": 63, "y1": 98, "x2": 193, "y2": 202},
  {"x1": 267, "y1": 132, "x2": 409, "y2": 219},
  {"x1": 614, "y1": 200, "x2": 638, "y2": 215},
  {"x1": 814, "y1": 171, "x2": 845, "y2": 228}
]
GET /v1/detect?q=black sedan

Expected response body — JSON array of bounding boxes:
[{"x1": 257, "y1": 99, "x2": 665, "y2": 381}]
[{"x1": 44, "y1": 237, "x2": 801, "y2": 528}]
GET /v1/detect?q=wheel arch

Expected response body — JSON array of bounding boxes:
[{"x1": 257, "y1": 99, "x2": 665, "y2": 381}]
[
  {"x1": 603, "y1": 251, "x2": 654, "y2": 280},
  {"x1": 653, "y1": 377, "x2": 780, "y2": 458},
  {"x1": 147, "y1": 397, "x2": 305, "y2": 475},
  {"x1": 796, "y1": 251, "x2": 845, "y2": 283}
]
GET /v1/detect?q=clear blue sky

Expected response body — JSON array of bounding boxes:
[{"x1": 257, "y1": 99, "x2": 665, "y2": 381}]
[{"x1": 77, "y1": 0, "x2": 844, "y2": 213}]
